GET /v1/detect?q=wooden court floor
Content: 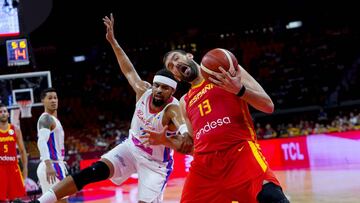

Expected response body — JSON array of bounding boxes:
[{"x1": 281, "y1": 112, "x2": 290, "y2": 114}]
[{"x1": 69, "y1": 166, "x2": 360, "y2": 203}]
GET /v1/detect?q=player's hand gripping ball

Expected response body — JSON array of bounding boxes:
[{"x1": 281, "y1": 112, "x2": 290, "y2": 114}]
[{"x1": 200, "y1": 48, "x2": 239, "y2": 82}]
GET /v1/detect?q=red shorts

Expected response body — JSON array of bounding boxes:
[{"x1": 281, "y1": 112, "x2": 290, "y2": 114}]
[
  {"x1": 181, "y1": 141, "x2": 280, "y2": 203},
  {"x1": 0, "y1": 164, "x2": 26, "y2": 201}
]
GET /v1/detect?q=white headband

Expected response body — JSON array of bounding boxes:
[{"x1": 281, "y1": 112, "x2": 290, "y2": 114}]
[{"x1": 153, "y1": 75, "x2": 177, "y2": 90}]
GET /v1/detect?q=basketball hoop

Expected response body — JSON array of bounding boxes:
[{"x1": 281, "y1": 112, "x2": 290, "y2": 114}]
[{"x1": 18, "y1": 100, "x2": 33, "y2": 118}]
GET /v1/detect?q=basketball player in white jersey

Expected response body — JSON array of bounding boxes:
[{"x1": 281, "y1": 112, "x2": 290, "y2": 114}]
[
  {"x1": 36, "y1": 13, "x2": 193, "y2": 203},
  {"x1": 36, "y1": 88, "x2": 68, "y2": 203}
]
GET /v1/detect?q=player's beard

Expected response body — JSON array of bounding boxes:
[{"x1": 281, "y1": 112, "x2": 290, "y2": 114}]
[
  {"x1": 181, "y1": 60, "x2": 199, "y2": 83},
  {"x1": 152, "y1": 98, "x2": 165, "y2": 107}
]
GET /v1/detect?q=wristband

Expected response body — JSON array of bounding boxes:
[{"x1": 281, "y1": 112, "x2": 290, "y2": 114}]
[
  {"x1": 177, "y1": 124, "x2": 189, "y2": 136},
  {"x1": 236, "y1": 85, "x2": 246, "y2": 97}
]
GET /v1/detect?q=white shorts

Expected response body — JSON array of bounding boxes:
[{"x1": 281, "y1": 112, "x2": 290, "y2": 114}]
[
  {"x1": 37, "y1": 160, "x2": 68, "y2": 193},
  {"x1": 102, "y1": 138, "x2": 173, "y2": 203}
]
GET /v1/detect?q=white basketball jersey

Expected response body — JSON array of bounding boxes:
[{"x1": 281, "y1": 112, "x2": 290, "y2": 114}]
[
  {"x1": 37, "y1": 113, "x2": 65, "y2": 161},
  {"x1": 130, "y1": 89, "x2": 179, "y2": 162}
]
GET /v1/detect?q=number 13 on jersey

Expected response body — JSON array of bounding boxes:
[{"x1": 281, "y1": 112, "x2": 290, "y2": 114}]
[{"x1": 198, "y1": 99, "x2": 212, "y2": 116}]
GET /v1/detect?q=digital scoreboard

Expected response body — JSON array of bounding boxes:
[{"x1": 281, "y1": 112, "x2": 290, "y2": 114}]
[{"x1": 6, "y1": 38, "x2": 30, "y2": 66}]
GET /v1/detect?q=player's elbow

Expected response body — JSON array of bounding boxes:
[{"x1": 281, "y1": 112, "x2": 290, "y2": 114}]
[
  {"x1": 268, "y1": 101, "x2": 275, "y2": 113},
  {"x1": 263, "y1": 100, "x2": 274, "y2": 114},
  {"x1": 18, "y1": 148, "x2": 26, "y2": 155}
]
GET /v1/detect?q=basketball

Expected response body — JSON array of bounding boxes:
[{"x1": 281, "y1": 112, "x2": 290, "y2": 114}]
[{"x1": 200, "y1": 48, "x2": 239, "y2": 82}]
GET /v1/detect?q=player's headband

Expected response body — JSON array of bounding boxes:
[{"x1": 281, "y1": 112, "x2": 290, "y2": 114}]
[{"x1": 153, "y1": 75, "x2": 177, "y2": 90}]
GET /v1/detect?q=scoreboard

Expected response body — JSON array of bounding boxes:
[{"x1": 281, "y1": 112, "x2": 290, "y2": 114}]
[{"x1": 6, "y1": 38, "x2": 30, "y2": 66}]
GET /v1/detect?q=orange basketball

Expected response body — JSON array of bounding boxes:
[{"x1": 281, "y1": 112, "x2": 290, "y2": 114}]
[{"x1": 200, "y1": 48, "x2": 239, "y2": 82}]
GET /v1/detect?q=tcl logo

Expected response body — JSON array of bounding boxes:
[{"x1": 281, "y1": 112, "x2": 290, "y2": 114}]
[{"x1": 281, "y1": 142, "x2": 304, "y2": 161}]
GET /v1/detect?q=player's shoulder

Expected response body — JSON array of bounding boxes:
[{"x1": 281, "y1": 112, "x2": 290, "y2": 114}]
[
  {"x1": 171, "y1": 95, "x2": 180, "y2": 103},
  {"x1": 37, "y1": 113, "x2": 56, "y2": 127},
  {"x1": 179, "y1": 95, "x2": 187, "y2": 107},
  {"x1": 139, "y1": 88, "x2": 152, "y2": 99},
  {"x1": 163, "y1": 103, "x2": 181, "y2": 119},
  {"x1": 11, "y1": 123, "x2": 20, "y2": 131},
  {"x1": 180, "y1": 94, "x2": 186, "y2": 102},
  {"x1": 6, "y1": 124, "x2": 17, "y2": 135},
  {"x1": 38, "y1": 112, "x2": 49, "y2": 119},
  {"x1": 163, "y1": 97, "x2": 179, "y2": 110}
]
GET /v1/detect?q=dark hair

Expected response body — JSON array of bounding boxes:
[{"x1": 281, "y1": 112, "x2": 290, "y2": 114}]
[
  {"x1": 0, "y1": 103, "x2": 6, "y2": 108},
  {"x1": 162, "y1": 49, "x2": 187, "y2": 65},
  {"x1": 40, "y1": 88, "x2": 57, "y2": 100},
  {"x1": 155, "y1": 68, "x2": 177, "y2": 82}
]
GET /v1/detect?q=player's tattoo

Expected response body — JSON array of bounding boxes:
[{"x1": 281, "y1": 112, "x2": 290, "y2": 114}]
[{"x1": 39, "y1": 114, "x2": 55, "y2": 130}]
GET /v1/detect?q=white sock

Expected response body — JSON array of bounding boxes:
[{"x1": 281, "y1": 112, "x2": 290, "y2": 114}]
[{"x1": 38, "y1": 189, "x2": 58, "y2": 203}]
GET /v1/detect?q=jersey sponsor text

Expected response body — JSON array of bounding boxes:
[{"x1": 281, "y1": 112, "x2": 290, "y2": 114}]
[
  {"x1": 195, "y1": 116, "x2": 231, "y2": 139},
  {"x1": 0, "y1": 155, "x2": 16, "y2": 161}
]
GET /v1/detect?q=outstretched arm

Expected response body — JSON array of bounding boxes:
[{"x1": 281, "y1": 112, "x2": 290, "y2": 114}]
[
  {"x1": 15, "y1": 126, "x2": 28, "y2": 179},
  {"x1": 103, "y1": 13, "x2": 150, "y2": 100},
  {"x1": 37, "y1": 114, "x2": 57, "y2": 184},
  {"x1": 209, "y1": 65, "x2": 274, "y2": 113}
]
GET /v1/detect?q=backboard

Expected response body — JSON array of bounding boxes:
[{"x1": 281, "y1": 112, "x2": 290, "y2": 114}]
[{"x1": 0, "y1": 71, "x2": 52, "y2": 109}]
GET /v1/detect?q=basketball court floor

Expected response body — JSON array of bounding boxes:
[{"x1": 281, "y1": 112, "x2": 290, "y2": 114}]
[{"x1": 66, "y1": 165, "x2": 360, "y2": 203}]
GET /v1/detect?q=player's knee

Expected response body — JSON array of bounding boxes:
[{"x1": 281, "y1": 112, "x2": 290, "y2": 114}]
[
  {"x1": 71, "y1": 161, "x2": 110, "y2": 191},
  {"x1": 257, "y1": 182, "x2": 290, "y2": 203}
]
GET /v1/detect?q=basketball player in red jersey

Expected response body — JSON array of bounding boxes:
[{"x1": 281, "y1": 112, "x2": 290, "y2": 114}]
[
  {"x1": 145, "y1": 50, "x2": 289, "y2": 203},
  {"x1": 0, "y1": 103, "x2": 28, "y2": 201}
]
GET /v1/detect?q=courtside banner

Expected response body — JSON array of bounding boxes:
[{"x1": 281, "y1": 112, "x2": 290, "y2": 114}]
[
  {"x1": 80, "y1": 130, "x2": 360, "y2": 189},
  {"x1": 306, "y1": 130, "x2": 360, "y2": 168},
  {"x1": 258, "y1": 136, "x2": 310, "y2": 170}
]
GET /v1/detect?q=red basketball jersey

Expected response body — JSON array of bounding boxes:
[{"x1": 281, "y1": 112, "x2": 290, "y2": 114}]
[
  {"x1": 0, "y1": 124, "x2": 18, "y2": 165},
  {"x1": 184, "y1": 80, "x2": 257, "y2": 153}
]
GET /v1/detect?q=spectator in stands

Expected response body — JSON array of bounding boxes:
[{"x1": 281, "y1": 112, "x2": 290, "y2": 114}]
[
  {"x1": 349, "y1": 112, "x2": 358, "y2": 126},
  {"x1": 317, "y1": 108, "x2": 328, "y2": 124},
  {"x1": 256, "y1": 123, "x2": 265, "y2": 139},
  {"x1": 263, "y1": 123, "x2": 277, "y2": 139},
  {"x1": 287, "y1": 123, "x2": 301, "y2": 137}
]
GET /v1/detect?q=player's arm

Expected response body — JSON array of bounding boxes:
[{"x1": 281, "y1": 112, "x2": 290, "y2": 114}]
[
  {"x1": 15, "y1": 126, "x2": 28, "y2": 179},
  {"x1": 37, "y1": 114, "x2": 57, "y2": 184},
  {"x1": 103, "y1": 13, "x2": 150, "y2": 100},
  {"x1": 143, "y1": 96, "x2": 194, "y2": 154},
  {"x1": 209, "y1": 65, "x2": 274, "y2": 113},
  {"x1": 238, "y1": 65, "x2": 274, "y2": 113},
  {"x1": 165, "y1": 100, "x2": 194, "y2": 154}
]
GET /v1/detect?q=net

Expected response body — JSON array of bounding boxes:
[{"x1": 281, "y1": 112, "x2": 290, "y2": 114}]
[{"x1": 18, "y1": 100, "x2": 33, "y2": 118}]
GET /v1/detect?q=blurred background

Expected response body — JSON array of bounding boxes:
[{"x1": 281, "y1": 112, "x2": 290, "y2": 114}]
[{"x1": 1, "y1": 0, "x2": 360, "y2": 202}]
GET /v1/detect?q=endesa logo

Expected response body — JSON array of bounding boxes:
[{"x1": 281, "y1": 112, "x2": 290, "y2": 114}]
[
  {"x1": 195, "y1": 116, "x2": 231, "y2": 139},
  {"x1": 0, "y1": 155, "x2": 16, "y2": 161}
]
